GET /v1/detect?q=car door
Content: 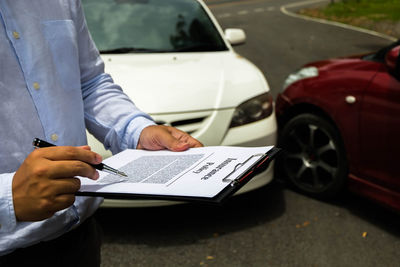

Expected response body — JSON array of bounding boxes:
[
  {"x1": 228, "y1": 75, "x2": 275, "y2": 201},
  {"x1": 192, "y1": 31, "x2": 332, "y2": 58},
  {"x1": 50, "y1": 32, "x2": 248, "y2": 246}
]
[{"x1": 359, "y1": 65, "x2": 400, "y2": 190}]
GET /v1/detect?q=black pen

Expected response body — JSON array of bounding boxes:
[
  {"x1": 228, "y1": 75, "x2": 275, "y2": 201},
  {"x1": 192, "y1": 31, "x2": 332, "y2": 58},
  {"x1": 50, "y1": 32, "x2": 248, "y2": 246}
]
[{"x1": 32, "y1": 138, "x2": 128, "y2": 177}]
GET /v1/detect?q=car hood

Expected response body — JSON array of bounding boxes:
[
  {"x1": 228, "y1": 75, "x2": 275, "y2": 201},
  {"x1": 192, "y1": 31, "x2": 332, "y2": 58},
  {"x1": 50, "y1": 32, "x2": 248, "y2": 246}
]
[
  {"x1": 304, "y1": 56, "x2": 382, "y2": 73},
  {"x1": 101, "y1": 52, "x2": 267, "y2": 114}
]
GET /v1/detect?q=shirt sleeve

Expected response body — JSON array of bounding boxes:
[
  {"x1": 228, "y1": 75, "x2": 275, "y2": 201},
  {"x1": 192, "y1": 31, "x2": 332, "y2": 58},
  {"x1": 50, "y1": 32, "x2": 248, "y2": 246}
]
[
  {"x1": 72, "y1": 0, "x2": 155, "y2": 154},
  {"x1": 0, "y1": 171, "x2": 102, "y2": 255},
  {"x1": 0, "y1": 173, "x2": 17, "y2": 233},
  {"x1": 0, "y1": 194, "x2": 103, "y2": 256}
]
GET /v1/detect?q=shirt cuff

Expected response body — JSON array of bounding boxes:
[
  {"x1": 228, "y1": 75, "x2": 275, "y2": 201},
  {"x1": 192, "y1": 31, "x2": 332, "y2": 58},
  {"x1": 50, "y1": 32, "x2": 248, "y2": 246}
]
[
  {"x1": 0, "y1": 173, "x2": 17, "y2": 233},
  {"x1": 127, "y1": 116, "x2": 156, "y2": 149}
]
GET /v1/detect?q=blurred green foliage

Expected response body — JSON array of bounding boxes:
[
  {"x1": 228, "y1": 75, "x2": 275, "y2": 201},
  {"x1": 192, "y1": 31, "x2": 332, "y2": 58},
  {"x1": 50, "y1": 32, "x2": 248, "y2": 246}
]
[{"x1": 325, "y1": 0, "x2": 400, "y2": 21}]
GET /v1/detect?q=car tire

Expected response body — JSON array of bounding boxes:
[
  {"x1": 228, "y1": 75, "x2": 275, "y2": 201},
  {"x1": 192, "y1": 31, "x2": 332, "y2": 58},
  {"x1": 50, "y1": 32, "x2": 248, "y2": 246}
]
[{"x1": 277, "y1": 113, "x2": 348, "y2": 199}]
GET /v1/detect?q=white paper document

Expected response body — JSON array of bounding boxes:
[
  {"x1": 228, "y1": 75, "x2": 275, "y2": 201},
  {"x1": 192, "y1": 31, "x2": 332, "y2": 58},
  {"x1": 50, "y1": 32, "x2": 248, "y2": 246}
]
[{"x1": 79, "y1": 146, "x2": 275, "y2": 199}]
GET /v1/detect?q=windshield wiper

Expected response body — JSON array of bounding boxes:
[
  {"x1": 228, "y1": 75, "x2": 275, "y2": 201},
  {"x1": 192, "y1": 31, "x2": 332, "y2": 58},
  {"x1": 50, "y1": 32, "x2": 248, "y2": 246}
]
[{"x1": 100, "y1": 47, "x2": 168, "y2": 54}]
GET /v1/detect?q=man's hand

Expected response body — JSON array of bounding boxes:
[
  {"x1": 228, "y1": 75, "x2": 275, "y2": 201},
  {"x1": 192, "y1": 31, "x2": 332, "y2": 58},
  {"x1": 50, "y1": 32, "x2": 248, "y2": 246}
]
[
  {"x1": 137, "y1": 125, "x2": 203, "y2": 151},
  {"x1": 12, "y1": 146, "x2": 102, "y2": 221}
]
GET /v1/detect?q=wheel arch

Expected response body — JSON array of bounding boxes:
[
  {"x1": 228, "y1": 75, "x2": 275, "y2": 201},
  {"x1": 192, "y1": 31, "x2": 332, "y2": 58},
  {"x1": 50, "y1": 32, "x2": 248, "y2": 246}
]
[{"x1": 277, "y1": 103, "x2": 344, "y2": 145}]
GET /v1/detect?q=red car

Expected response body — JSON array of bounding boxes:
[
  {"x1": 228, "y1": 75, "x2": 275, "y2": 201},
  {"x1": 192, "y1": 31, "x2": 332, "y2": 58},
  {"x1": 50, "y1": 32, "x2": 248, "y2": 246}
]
[{"x1": 275, "y1": 40, "x2": 400, "y2": 211}]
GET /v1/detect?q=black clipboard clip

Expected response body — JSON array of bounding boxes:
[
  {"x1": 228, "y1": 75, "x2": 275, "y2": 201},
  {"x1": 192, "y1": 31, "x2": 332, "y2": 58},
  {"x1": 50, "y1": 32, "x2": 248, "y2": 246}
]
[{"x1": 222, "y1": 153, "x2": 266, "y2": 183}]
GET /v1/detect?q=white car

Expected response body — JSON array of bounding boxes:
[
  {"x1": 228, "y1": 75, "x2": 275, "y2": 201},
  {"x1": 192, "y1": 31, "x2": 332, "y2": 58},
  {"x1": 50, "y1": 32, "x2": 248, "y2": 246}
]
[{"x1": 82, "y1": 0, "x2": 277, "y2": 207}]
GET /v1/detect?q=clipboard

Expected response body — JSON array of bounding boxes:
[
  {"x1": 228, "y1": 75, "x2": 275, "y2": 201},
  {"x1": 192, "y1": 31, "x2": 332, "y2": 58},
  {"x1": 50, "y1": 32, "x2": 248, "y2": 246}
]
[{"x1": 76, "y1": 146, "x2": 281, "y2": 204}]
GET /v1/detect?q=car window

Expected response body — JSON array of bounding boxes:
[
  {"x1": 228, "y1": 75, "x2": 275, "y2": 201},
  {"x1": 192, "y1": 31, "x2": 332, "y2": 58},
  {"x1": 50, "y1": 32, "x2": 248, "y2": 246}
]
[{"x1": 82, "y1": 0, "x2": 228, "y2": 53}]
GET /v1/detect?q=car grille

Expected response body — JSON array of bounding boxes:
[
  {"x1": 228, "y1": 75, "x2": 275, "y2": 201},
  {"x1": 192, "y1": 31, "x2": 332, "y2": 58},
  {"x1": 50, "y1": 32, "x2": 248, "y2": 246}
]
[{"x1": 154, "y1": 116, "x2": 207, "y2": 135}]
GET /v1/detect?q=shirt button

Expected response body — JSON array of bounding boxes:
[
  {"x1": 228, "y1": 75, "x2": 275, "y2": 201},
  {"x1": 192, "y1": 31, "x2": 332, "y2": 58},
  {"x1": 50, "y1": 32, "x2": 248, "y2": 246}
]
[
  {"x1": 33, "y1": 82, "x2": 40, "y2": 90},
  {"x1": 51, "y1": 134, "x2": 58, "y2": 142},
  {"x1": 12, "y1": 31, "x2": 20, "y2": 39}
]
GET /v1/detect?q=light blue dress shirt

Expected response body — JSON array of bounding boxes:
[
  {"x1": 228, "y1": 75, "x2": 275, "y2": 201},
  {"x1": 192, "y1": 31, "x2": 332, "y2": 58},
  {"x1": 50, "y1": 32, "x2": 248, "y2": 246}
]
[{"x1": 0, "y1": 0, "x2": 155, "y2": 255}]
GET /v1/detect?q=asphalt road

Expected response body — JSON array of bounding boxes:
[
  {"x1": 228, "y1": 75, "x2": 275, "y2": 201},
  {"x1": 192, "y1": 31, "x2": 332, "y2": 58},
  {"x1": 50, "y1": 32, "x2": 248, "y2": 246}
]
[{"x1": 97, "y1": 1, "x2": 399, "y2": 266}]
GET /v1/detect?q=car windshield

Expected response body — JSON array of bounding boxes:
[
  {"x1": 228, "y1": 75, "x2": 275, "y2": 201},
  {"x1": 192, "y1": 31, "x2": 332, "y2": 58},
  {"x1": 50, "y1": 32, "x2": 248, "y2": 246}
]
[
  {"x1": 82, "y1": 0, "x2": 228, "y2": 53},
  {"x1": 363, "y1": 39, "x2": 400, "y2": 62}
]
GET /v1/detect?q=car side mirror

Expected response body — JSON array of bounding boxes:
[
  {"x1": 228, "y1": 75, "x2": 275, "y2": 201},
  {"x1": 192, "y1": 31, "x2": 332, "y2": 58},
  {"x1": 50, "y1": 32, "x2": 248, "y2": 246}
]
[
  {"x1": 385, "y1": 45, "x2": 400, "y2": 74},
  {"x1": 224, "y1": 28, "x2": 246, "y2": 46}
]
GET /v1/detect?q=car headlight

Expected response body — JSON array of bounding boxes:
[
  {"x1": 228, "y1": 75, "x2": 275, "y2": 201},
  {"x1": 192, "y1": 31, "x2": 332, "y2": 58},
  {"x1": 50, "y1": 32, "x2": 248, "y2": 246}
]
[
  {"x1": 282, "y1": 66, "x2": 319, "y2": 91},
  {"x1": 229, "y1": 92, "x2": 273, "y2": 128}
]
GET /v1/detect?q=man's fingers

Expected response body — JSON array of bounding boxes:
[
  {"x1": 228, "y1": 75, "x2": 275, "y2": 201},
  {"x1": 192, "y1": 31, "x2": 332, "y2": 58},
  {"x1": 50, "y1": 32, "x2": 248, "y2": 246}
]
[
  {"x1": 35, "y1": 146, "x2": 102, "y2": 165},
  {"x1": 24, "y1": 178, "x2": 81, "y2": 218},
  {"x1": 50, "y1": 177, "x2": 81, "y2": 195},
  {"x1": 78, "y1": 145, "x2": 92, "y2": 151},
  {"x1": 45, "y1": 160, "x2": 99, "y2": 180},
  {"x1": 46, "y1": 194, "x2": 77, "y2": 215},
  {"x1": 165, "y1": 140, "x2": 189, "y2": 152},
  {"x1": 137, "y1": 125, "x2": 203, "y2": 151},
  {"x1": 176, "y1": 132, "x2": 203, "y2": 148},
  {"x1": 166, "y1": 126, "x2": 203, "y2": 149},
  {"x1": 12, "y1": 147, "x2": 99, "y2": 221},
  {"x1": 157, "y1": 127, "x2": 190, "y2": 151}
]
